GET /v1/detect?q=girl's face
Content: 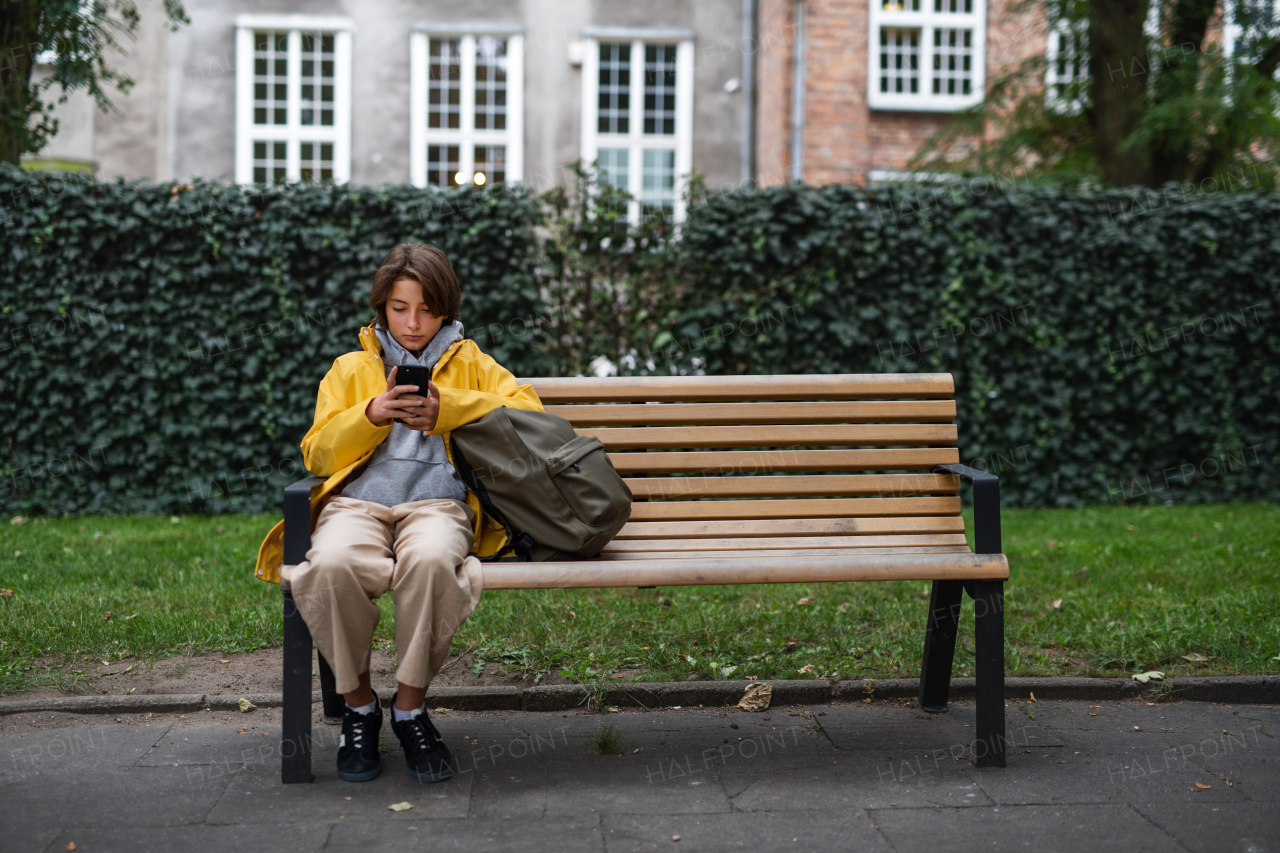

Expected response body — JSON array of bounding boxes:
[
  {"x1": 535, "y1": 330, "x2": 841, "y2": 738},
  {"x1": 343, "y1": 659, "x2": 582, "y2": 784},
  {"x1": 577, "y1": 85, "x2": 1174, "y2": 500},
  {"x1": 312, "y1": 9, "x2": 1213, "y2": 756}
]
[{"x1": 385, "y1": 276, "x2": 444, "y2": 355}]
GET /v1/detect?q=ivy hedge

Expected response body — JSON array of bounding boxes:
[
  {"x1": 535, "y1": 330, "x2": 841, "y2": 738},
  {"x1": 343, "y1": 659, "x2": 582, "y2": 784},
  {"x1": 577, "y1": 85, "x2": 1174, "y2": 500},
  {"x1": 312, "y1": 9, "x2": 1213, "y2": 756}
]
[
  {"x1": 0, "y1": 167, "x2": 544, "y2": 515},
  {"x1": 1, "y1": 165, "x2": 1276, "y2": 513}
]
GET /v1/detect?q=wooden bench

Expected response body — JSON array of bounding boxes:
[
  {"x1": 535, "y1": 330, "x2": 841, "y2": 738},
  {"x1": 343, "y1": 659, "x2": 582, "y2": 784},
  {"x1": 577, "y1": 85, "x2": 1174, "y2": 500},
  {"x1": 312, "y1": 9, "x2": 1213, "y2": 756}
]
[{"x1": 277, "y1": 373, "x2": 1009, "y2": 782}]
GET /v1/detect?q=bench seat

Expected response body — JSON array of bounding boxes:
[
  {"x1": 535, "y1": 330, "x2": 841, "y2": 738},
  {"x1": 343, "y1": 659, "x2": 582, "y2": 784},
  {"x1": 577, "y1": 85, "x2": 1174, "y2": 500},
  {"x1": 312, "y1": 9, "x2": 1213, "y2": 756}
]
[{"x1": 278, "y1": 372, "x2": 1009, "y2": 782}]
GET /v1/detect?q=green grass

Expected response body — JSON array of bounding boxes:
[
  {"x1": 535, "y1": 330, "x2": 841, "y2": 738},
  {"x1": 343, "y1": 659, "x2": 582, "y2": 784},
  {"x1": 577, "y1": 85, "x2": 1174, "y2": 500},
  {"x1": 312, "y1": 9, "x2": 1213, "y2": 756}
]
[{"x1": 1, "y1": 504, "x2": 1277, "y2": 696}]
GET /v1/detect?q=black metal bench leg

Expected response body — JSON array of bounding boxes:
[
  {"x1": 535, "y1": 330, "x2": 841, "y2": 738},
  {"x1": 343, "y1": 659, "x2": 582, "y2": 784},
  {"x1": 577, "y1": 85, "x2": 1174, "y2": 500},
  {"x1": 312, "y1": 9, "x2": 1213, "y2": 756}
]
[
  {"x1": 282, "y1": 586, "x2": 314, "y2": 783},
  {"x1": 972, "y1": 579, "x2": 1006, "y2": 768},
  {"x1": 317, "y1": 650, "x2": 344, "y2": 720},
  {"x1": 919, "y1": 579, "x2": 964, "y2": 713}
]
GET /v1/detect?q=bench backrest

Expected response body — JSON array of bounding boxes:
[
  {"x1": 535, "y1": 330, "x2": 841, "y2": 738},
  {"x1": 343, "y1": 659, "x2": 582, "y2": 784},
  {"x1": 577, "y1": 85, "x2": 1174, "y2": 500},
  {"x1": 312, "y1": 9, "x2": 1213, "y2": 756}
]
[{"x1": 523, "y1": 373, "x2": 968, "y2": 556}]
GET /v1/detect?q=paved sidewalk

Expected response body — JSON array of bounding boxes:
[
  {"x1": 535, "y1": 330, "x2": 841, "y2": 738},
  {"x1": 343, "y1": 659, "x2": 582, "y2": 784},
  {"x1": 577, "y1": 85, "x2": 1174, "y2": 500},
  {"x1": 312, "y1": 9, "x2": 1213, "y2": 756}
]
[{"x1": 2, "y1": 698, "x2": 1277, "y2": 853}]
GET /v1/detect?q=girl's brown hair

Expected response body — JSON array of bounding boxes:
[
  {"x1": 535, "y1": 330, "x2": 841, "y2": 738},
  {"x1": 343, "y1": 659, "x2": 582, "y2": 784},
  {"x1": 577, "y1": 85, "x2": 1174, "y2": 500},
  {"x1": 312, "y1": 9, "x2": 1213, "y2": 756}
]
[{"x1": 368, "y1": 243, "x2": 463, "y2": 327}]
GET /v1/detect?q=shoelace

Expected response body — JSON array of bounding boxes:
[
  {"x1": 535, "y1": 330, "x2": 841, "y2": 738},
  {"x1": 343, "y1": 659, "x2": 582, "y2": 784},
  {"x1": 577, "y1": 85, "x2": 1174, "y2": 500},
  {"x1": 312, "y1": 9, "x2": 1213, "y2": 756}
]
[{"x1": 406, "y1": 717, "x2": 436, "y2": 753}]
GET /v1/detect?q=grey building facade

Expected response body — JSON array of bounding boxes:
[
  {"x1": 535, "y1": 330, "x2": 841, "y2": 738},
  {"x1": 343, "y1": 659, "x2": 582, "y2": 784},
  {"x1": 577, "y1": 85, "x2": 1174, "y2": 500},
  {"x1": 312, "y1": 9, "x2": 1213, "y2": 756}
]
[{"x1": 35, "y1": 0, "x2": 750, "y2": 217}]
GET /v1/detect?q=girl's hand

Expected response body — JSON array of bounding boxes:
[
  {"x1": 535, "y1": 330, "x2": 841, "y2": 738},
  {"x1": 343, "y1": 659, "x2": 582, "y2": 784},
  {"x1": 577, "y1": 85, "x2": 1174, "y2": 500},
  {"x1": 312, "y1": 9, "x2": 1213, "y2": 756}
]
[
  {"x1": 365, "y1": 366, "x2": 425, "y2": 426},
  {"x1": 397, "y1": 380, "x2": 440, "y2": 432}
]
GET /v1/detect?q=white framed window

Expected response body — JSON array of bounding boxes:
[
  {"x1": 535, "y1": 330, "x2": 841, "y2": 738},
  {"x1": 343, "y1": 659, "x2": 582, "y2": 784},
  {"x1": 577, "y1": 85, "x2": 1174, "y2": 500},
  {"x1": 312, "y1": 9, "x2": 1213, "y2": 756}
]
[
  {"x1": 1045, "y1": 14, "x2": 1089, "y2": 114},
  {"x1": 580, "y1": 29, "x2": 694, "y2": 224},
  {"x1": 867, "y1": 0, "x2": 987, "y2": 111},
  {"x1": 409, "y1": 27, "x2": 524, "y2": 189},
  {"x1": 234, "y1": 15, "x2": 352, "y2": 184}
]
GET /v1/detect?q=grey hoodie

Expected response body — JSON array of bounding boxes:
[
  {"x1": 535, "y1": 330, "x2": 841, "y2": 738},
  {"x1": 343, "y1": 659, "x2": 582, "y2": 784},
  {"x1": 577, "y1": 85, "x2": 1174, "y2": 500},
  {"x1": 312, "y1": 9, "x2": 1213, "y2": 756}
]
[{"x1": 337, "y1": 320, "x2": 469, "y2": 507}]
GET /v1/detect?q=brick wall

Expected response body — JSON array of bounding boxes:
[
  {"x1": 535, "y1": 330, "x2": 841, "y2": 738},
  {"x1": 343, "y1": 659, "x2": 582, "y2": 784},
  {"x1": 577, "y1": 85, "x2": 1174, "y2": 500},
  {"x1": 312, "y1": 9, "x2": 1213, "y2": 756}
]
[{"x1": 756, "y1": 0, "x2": 1042, "y2": 186}]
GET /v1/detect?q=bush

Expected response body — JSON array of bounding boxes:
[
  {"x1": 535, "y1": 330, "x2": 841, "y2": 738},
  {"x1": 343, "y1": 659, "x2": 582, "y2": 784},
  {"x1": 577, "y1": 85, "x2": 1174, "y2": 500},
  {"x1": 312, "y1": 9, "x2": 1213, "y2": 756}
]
[
  {"x1": 3, "y1": 167, "x2": 1276, "y2": 513},
  {"x1": 0, "y1": 167, "x2": 544, "y2": 514}
]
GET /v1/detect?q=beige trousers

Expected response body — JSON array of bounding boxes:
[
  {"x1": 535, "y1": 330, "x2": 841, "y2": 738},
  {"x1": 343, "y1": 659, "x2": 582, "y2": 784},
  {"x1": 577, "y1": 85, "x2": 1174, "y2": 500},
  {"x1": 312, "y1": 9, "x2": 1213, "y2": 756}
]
[{"x1": 289, "y1": 496, "x2": 485, "y2": 695}]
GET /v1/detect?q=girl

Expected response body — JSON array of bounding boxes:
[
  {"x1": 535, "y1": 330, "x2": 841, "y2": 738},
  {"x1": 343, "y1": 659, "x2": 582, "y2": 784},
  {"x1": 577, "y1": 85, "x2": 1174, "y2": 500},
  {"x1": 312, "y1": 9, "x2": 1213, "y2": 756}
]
[{"x1": 277, "y1": 243, "x2": 542, "y2": 783}]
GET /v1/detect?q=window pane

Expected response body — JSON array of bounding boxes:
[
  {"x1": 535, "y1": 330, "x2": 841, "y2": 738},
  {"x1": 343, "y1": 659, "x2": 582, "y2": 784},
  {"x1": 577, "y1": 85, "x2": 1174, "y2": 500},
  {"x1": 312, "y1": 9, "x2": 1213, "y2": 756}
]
[
  {"x1": 932, "y1": 28, "x2": 973, "y2": 95},
  {"x1": 474, "y1": 36, "x2": 508, "y2": 131},
  {"x1": 300, "y1": 30, "x2": 335, "y2": 127},
  {"x1": 933, "y1": 0, "x2": 972, "y2": 11},
  {"x1": 643, "y1": 44, "x2": 677, "y2": 135},
  {"x1": 427, "y1": 144, "x2": 462, "y2": 188},
  {"x1": 878, "y1": 28, "x2": 920, "y2": 94},
  {"x1": 640, "y1": 148, "x2": 675, "y2": 221},
  {"x1": 882, "y1": 0, "x2": 921, "y2": 9},
  {"x1": 597, "y1": 42, "x2": 630, "y2": 134},
  {"x1": 429, "y1": 38, "x2": 462, "y2": 130},
  {"x1": 253, "y1": 30, "x2": 288, "y2": 126},
  {"x1": 596, "y1": 148, "x2": 629, "y2": 191},
  {"x1": 300, "y1": 140, "x2": 334, "y2": 183},
  {"x1": 252, "y1": 138, "x2": 288, "y2": 184},
  {"x1": 473, "y1": 144, "x2": 506, "y2": 186}
]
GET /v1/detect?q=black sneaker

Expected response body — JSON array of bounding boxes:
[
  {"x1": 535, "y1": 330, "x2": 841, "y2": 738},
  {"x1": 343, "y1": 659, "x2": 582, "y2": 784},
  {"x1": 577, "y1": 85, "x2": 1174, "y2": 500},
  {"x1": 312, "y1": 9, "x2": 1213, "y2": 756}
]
[
  {"x1": 336, "y1": 690, "x2": 382, "y2": 782},
  {"x1": 389, "y1": 692, "x2": 454, "y2": 783}
]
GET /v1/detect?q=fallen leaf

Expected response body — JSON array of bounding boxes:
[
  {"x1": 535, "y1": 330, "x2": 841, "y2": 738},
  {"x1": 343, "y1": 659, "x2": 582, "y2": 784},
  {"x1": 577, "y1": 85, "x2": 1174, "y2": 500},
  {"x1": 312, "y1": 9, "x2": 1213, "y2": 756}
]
[
  {"x1": 1134, "y1": 726, "x2": 1142, "y2": 731},
  {"x1": 10, "y1": 516, "x2": 27, "y2": 525},
  {"x1": 1193, "y1": 530, "x2": 1202, "y2": 538},
  {"x1": 568, "y1": 610, "x2": 577, "y2": 619},
  {"x1": 1182, "y1": 653, "x2": 1214, "y2": 663},
  {"x1": 388, "y1": 801, "x2": 415, "y2": 812},
  {"x1": 238, "y1": 698, "x2": 257, "y2": 713},
  {"x1": 797, "y1": 664, "x2": 816, "y2": 675},
  {"x1": 66, "y1": 844, "x2": 75, "y2": 851},
  {"x1": 745, "y1": 675, "x2": 759, "y2": 681},
  {"x1": 1194, "y1": 781, "x2": 1211, "y2": 790},
  {"x1": 1127, "y1": 525, "x2": 1135, "y2": 531},
  {"x1": 796, "y1": 597, "x2": 814, "y2": 605},
  {"x1": 218, "y1": 660, "x2": 230, "y2": 664},
  {"x1": 737, "y1": 681, "x2": 773, "y2": 712},
  {"x1": 1029, "y1": 692, "x2": 1037, "y2": 703},
  {"x1": 783, "y1": 638, "x2": 799, "y2": 652},
  {"x1": 0, "y1": 589, "x2": 13, "y2": 597},
  {"x1": 343, "y1": 797, "x2": 352, "y2": 801},
  {"x1": 1131, "y1": 671, "x2": 1165, "y2": 683},
  {"x1": 101, "y1": 612, "x2": 112, "y2": 623},
  {"x1": 639, "y1": 646, "x2": 649, "y2": 650},
  {"x1": 1052, "y1": 599, "x2": 1062, "y2": 609},
  {"x1": 1048, "y1": 539, "x2": 1058, "y2": 549},
  {"x1": 122, "y1": 613, "x2": 138, "y2": 620},
  {"x1": 672, "y1": 835, "x2": 681, "y2": 842}
]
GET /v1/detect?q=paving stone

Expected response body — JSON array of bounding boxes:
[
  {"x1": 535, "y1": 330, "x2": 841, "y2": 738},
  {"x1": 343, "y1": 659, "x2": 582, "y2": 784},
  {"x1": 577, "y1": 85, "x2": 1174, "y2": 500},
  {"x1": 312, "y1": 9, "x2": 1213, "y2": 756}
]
[
  {"x1": 539, "y1": 756, "x2": 734, "y2": 816},
  {"x1": 323, "y1": 815, "x2": 604, "y2": 852},
  {"x1": 1, "y1": 763, "x2": 236, "y2": 831},
  {"x1": 2, "y1": 723, "x2": 172, "y2": 778},
  {"x1": 138, "y1": 721, "x2": 299, "y2": 767},
  {"x1": 465, "y1": 764, "x2": 551, "y2": 819},
  {"x1": 601, "y1": 810, "x2": 892, "y2": 852},
  {"x1": 971, "y1": 745, "x2": 1252, "y2": 804},
  {"x1": 872, "y1": 804, "x2": 1179, "y2": 852},
  {"x1": 45, "y1": 821, "x2": 331, "y2": 853},
  {"x1": 0, "y1": 827, "x2": 59, "y2": 853},
  {"x1": 721, "y1": 748, "x2": 992, "y2": 810},
  {"x1": 1134, "y1": 802, "x2": 1280, "y2": 853},
  {"x1": 1182, "y1": 726, "x2": 1280, "y2": 802},
  {"x1": 813, "y1": 702, "x2": 1062, "y2": 753},
  {"x1": 1029, "y1": 700, "x2": 1240, "y2": 740},
  {"x1": 203, "y1": 762, "x2": 472, "y2": 825}
]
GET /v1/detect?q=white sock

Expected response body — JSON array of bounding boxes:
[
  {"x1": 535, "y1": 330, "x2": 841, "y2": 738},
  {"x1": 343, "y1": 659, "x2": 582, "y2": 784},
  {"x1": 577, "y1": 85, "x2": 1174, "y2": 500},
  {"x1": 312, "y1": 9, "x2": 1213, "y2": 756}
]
[
  {"x1": 392, "y1": 703, "x2": 425, "y2": 722},
  {"x1": 346, "y1": 697, "x2": 378, "y2": 716}
]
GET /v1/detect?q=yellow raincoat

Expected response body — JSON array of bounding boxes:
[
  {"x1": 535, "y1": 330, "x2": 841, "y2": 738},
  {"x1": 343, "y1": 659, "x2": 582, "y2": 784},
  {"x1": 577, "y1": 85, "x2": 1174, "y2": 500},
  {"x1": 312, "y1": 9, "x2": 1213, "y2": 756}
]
[{"x1": 253, "y1": 322, "x2": 543, "y2": 583}]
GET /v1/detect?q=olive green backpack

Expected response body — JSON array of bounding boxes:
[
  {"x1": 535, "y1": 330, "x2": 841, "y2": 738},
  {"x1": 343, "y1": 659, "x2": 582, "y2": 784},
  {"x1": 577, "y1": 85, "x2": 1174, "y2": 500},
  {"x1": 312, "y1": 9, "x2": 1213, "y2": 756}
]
[{"x1": 448, "y1": 407, "x2": 632, "y2": 561}]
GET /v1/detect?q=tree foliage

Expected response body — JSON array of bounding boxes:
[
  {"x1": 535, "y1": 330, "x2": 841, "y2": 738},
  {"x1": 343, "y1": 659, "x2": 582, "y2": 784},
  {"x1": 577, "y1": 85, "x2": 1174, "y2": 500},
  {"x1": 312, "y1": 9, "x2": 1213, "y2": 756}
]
[
  {"x1": 0, "y1": 0, "x2": 188, "y2": 165},
  {"x1": 911, "y1": 0, "x2": 1280, "y2": 189}
]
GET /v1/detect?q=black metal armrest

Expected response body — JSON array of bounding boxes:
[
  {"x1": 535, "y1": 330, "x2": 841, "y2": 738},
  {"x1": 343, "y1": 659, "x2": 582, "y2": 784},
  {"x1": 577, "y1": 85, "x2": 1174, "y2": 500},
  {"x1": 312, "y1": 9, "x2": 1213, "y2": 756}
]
[
  {"x1": 283, "y1": 475, "x2": 325, "y2": 567},
  {"x1": 933, "y1": 464, "x2": 1001, "y2": 555}
]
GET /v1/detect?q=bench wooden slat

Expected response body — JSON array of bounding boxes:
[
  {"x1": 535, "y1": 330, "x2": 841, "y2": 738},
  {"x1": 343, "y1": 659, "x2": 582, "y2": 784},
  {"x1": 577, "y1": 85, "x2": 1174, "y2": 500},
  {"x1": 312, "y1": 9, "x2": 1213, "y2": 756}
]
[
  {"x1": 525, "y1": 373, "x2": 956, "y2": 403},
  {"x1": 580, "y1": 424, "x2": 958, "y2": 449},
  {"x1": 627, "y1": 496, "x2": 961, "y2": 521},
  {"x1": 600, "y1": 545, "x2": 975, "y2": 560},
  {"x1": 607, "y1": 448, "x2": 961, "y2": 474},
  {"x1": 481, "y1": 551, "x2": 1008, "y2": 589},
  {"x1": 602, "y1": 533, "x2": 971, "y2": 551},
  {"x1": 624, "y1": 473, "x2": 960, "y2": 499},
  {"x1": 615, "y1": 516, "x2": 967, "y2": 538},
  {"x1": 545, "y1": 400, "x2": 957, "y2": 426}
]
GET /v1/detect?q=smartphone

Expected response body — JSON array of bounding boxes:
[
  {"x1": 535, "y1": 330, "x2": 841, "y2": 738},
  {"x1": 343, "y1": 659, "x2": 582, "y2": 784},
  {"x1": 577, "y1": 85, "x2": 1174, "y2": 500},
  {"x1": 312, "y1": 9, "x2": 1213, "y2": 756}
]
[{"x1": 393, "y1": 364, "x2": 434, "y2": 397}]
